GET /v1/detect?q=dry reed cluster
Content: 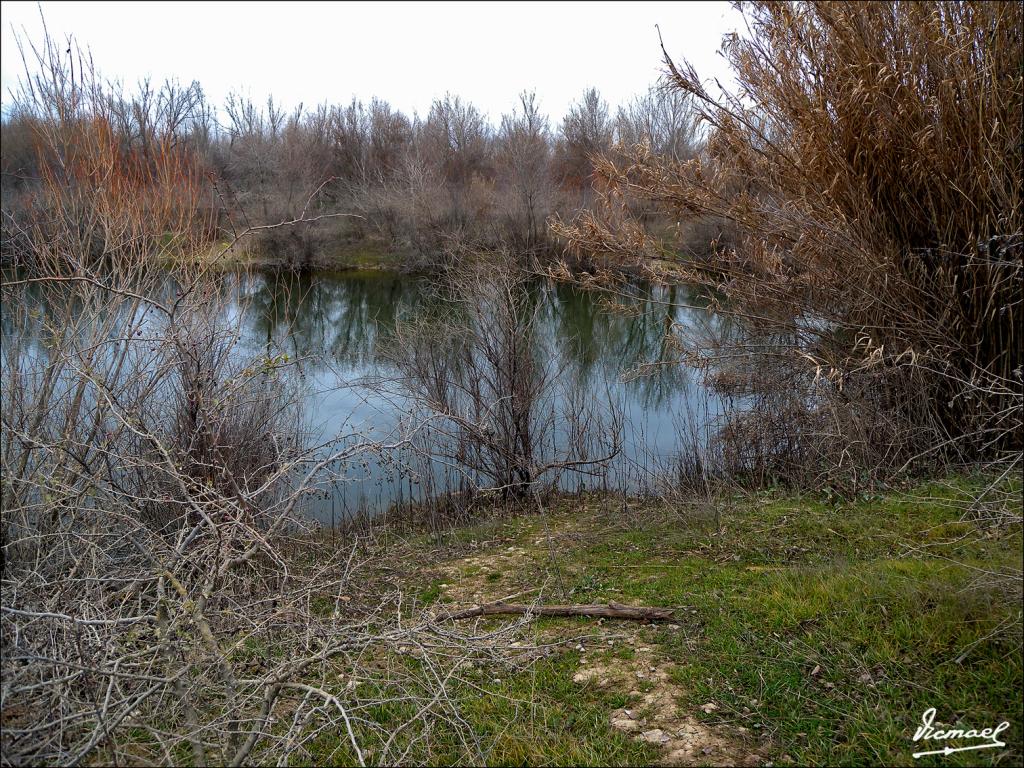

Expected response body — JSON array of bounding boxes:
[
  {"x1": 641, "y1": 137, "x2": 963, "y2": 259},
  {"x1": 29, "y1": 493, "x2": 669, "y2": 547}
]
[{"x1": 554, "y1": 0, "x2": 1023, "y2": 489}]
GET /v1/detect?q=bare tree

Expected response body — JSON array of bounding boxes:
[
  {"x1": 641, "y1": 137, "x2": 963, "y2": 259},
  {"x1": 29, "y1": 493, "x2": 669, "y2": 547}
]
[
  {"x1": 497, "y1": 90, "x2": 551, "y2": 250},
  {"x1": 556, "y1": 87, "x2": 613, "y2": 199},
  {"x1": 614, "y1": 84, "x2": 697, "y2": 161},
  {"x1": 421, "y1": 94, "x2": 492, "y2": 229},
  {"x1": 376, "y1": 251, "x2": 621, "y2": 504}
]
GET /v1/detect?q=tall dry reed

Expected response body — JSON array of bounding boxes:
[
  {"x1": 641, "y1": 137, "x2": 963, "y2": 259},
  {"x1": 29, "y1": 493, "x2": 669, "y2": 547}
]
[{"x1": 554, "y1": 0, "x2": 1022, "y2": 487}]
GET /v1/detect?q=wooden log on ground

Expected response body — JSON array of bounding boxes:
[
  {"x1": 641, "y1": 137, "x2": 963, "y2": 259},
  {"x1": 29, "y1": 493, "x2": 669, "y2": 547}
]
[{"x1": 446, "y1": 601, "x2": 674, "y2": 621}]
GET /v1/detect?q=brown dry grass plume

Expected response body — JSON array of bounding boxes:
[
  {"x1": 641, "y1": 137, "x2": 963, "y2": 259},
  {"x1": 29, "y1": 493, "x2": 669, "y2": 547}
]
[
  {"x1": 553, "y1": 0, "x2": 1023, "y2": 487},
  {"x1": 5, "y1": 28, "x2": 212, "y2": 274}
]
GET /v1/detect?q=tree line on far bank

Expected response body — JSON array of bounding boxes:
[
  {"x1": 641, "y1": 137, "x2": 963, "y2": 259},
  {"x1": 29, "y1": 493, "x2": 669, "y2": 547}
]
[{"x1": 0, "y1": 45, "x2": 702, "y2": 269}]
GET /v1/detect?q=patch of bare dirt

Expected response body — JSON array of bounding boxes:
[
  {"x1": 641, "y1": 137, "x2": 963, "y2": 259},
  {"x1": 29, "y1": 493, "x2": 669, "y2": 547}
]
[
  {"x1": 429, "y1": 513, "x2": 600, "y2": 606},
  {"x1": 407, "y1": 515, "x2": 768, "y2": 765},
  {"x1": 434, "y1": 544, "x2": 541, "y2": 604},
  {"x1": 573, "y1": 640, "x2": 767, "y2": 767}
]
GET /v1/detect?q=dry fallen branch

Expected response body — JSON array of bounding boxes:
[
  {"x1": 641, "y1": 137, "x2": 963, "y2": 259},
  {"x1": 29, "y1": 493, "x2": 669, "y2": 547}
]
[{"x1": 446, "y1": 601, "x2": 675, "y2": 622}]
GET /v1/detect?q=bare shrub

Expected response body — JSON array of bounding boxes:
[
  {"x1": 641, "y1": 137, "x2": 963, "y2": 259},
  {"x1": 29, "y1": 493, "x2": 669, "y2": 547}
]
[
  {"x1": 0, "y1": 31, "x2": 537, "y2": 767},
  {"x1": 372, "y1": 251, "x2": 621, "y2": 512}
]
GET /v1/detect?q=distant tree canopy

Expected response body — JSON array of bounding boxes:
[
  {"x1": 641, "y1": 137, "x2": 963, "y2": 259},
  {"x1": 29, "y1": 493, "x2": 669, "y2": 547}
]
[{"x1": 0, "y1": 33, "x2": 700, "y2": 265}]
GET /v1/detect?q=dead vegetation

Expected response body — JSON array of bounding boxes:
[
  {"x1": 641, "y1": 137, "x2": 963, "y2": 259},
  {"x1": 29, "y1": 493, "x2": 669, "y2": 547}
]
[
  {"x1": 0, "y1": 33, "x2": 558, "y2": 767},
  {"x1": 553, "y1": 0, "x2": 1022, "y2": 491},
  {"x1": 0, "y1": 22, "x2": 702, "y2": 269},
  {"x1": 2, "y1": 4, "x2": 1021, "y2": 765}
]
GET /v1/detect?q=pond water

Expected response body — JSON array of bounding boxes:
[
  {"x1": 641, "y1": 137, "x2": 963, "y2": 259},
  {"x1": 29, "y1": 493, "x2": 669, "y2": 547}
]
[
  {"x1": 226, "y1": 270, "x2": 724, "y2": 523},
  {"x1": 2, "y1": 268, "x2": 726, "y2": 525}
]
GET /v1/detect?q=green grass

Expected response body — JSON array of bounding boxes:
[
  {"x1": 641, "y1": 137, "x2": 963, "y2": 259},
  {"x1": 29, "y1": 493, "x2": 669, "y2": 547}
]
[
  {"x1": 549, "y1": 479, "x2": 1019, "y2": 766},
  {"x1": 161, "y1": 233, "x2": 407, "y2": 272},
  {"x1": 417, "y1": 580, "x2": 445, "y2": 605},
  {"x1": 301, "y1": 650, "x2": 658, "y2": 767},
  {"x1": 328, "y1": 241, "x2": 397, "y2": 270},
  {"x1": 370, "y1": 474, "x2": 1021, "y2": 766},
  {"x1": 267, "y1": 474, "x2": 1022, "y2": 765}
]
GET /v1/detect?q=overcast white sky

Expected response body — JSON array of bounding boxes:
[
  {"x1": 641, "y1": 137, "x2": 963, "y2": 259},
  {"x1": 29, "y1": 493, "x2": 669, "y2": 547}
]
[{"x1": 1, "y1": 1, "x2": 742, "y2": 124}]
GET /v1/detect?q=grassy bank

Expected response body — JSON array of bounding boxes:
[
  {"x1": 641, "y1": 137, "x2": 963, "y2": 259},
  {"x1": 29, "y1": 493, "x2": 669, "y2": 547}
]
[
  {"x1": 314, "y1": 474, "x2": 1022, "y2": 766},
  {"x1": 172, "y1": 235, "x2": 407, "y2": 272}
]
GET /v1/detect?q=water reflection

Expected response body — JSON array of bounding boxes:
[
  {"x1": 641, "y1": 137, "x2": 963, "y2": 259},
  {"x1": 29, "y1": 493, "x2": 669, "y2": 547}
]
[
  {"x1": 222, "y1": 270, "x2": 723, "y2": 520},
  {"x1": 233, "y1": 270, "x2": 714, "y2": 404},
  {"x1": 3, "y1": 267, "x2": 723, "y2": 523}
]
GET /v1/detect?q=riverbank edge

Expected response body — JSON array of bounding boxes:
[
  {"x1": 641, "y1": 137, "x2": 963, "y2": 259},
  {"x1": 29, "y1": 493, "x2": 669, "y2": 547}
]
[
  {"x1": 174, "y1": 235, "x2": 411, "y2": 273},
  {"x1": 167, "y1": 231, "x2": 684, "y2": 279}
]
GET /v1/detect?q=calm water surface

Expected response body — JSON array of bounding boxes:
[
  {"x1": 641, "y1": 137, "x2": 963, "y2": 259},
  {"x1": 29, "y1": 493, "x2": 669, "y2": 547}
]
[
  {"x1": 228, "y1": 270, "x2": 723, "y2": 522},
  {"x1": 3, "y1": 268, "x2": 724, "y2": 524}
]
